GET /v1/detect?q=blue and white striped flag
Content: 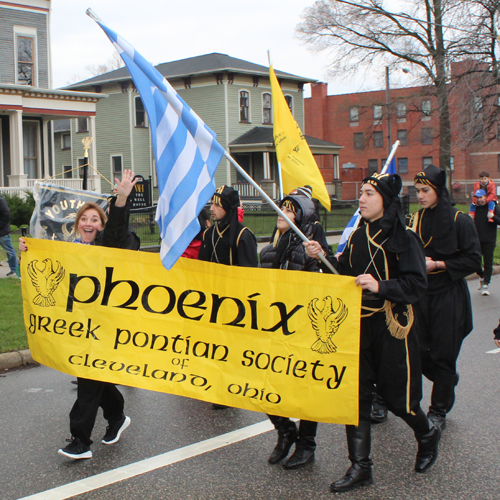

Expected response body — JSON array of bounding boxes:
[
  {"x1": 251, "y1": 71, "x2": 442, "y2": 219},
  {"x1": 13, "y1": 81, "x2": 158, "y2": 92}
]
[{"x1": 94, "y1": 19, "x2": 224, "y2": 269}]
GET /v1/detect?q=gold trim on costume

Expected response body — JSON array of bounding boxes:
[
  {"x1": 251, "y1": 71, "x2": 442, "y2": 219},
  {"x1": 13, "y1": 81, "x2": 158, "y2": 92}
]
[{"x1": 383, "y1": 301, "x2": 414, "y2": 339}]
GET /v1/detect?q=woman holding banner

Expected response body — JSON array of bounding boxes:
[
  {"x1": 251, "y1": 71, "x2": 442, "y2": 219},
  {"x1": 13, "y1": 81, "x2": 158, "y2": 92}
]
[
  {"x1": 305, "y1": 172, "x2": 439, "y2": 493},
  {"x1": 260, "y1": 191, "x2": 329, "y2": 469},
  {"x1": 20, "y1": 169, "x2": 139, "y2": 460}
]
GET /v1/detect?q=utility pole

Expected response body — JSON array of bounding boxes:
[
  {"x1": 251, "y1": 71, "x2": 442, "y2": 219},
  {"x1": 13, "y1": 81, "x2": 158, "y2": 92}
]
[{"x1": 385, "y1": 66, "x2": 392, "y2": 156}]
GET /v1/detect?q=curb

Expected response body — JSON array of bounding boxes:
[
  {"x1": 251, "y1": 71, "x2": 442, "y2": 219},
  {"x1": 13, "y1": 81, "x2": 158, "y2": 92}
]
[{"x1": 0, "y1": 349, "x2": 37, "y2": 371}]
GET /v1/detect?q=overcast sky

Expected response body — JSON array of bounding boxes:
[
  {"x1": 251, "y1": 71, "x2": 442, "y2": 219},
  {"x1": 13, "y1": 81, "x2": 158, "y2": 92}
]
[{"x1": 49, "y1": 0, "x2": 407, "y2": 96}]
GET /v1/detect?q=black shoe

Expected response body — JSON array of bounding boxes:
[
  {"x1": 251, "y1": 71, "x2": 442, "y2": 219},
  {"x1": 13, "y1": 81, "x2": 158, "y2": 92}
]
[
  {"x1": 427, "y1": 409, "x2": 446, "y2": 431},
  {"x1": 212, "y1": 403, "x2": 228, "y2": 410},
  {"x1": 284, "y1": 447, "x2": 315, "y2": 469},
  {"x1": 58, "y1": 437, "x2": 92, "y2": 459},
  {"x1": 370, "y1": 406, "x2": 388, "y2": 424},
  {"x1": 268, "y1": 426, "x2": 298, "y2": 464},
  {"x1": 102, "y1": 415, "x2": 131, "y2": 444},
  {"x1": 415, "y1": 425, "x2": 441, "y2": 473},
  {"x1": 329, "y1": 464, "x2": 373, "y2": 493}
]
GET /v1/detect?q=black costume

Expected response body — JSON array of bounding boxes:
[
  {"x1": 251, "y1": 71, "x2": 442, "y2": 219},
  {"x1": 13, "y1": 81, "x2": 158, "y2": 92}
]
[
  {"x1": 260, "y1": 193, "x2": 327, "y2": 469},
  {"x1": 473, "y1": 203, "x2": 500, "y2": 286},
  {"x1": 319, "y1": 173, "x2": 439, "y2": 493},
  {"x1": 198, "y1": 185, "x2": 258, "y2": 267},
  {"x1": 411, "y1": 165, "x2": 481, "y2": 430},
  {"x1": 70, "y1": 198, "x2": 140, "y2": 447}
]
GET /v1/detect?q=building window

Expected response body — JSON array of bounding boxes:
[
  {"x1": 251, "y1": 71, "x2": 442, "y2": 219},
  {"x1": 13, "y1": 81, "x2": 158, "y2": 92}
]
[
  {"x1": 423, "y1": 156, "x2": 433, "y2": 168},
  {"x1": 262, "y1": 93, "x2": 272, "y2": 124},
  {"x1": 23, "y1": 122, "x2": 38, "y2": 178},
  {"x1": 373, "y1": 105, "x2": 383, "y2": 120},
  {"x1": 474, "y1": 96, "x2": 483, "y2": 111},
  {"x1": 422, "y1": 128, "x2": 433, "y2": 145},
  {"x1": 284, "y1": 95, "x2": 293, "y2": 114},
  {"x1": 368, "y1": 159, "x2": 378, "y2": 175},
  {"x1": 398, "y1": 158, "x2": 408, "y2": 174},
  {"x1": 77, "y1": 117, "x2": 88, "y2": 133},
  {"x1": 354, "y1": 132, "x2": 364, "y2": 149},
  {"x1": 17, "y1": 36, "x2": 34, "y2": 85},
  {"x1": 78, "y1": 158, "x2": 86, "y2": 178},
  {"x1": 450, "y1": 156, "x2": 455, "y2": 172},
  {"x1": 396, "y1": 103, "x2": 407, "y2": 118},
  {"x1": 61, "y1": 133, "x2": 71, "y2": 150},
  {"x1": 135, "y1": 96, "x2": 147, "y2": 127},
  {"x1": 240, "y1": 91, "x2": 250, "y2": 122},
  {"x1": 472, "y1": 124, "x2": 484, "y2": 142},
  {"x1": 350, "y1": 106, "x2": 359, "y2": 122},
  {"x1": 397, "y1": 129, "x2": 408, "y2": 146},
  {"x1": 422, "y1": 100, "x2": 431, "y2": 116},
  {"x1": 112, "y1": 155, "x2": 123, "y2": 179},
  {"x1": 373, "y1": 131, "x2": 383, "y2": 148},
  {"x1": 63, "y1": 165, "x2": 72, "y2": 179}
]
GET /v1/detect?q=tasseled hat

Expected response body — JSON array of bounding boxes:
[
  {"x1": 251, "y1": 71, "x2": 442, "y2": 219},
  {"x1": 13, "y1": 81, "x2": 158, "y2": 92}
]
[
  {"x1": 361, "y1": 172, "x2": 409, "y2": 252},
  {"x1": 211, "y1": 185, "x2": 241, "y2": 247},
  {"x1": 414, "y1": 165, "x2": 457, "y2": 254}
]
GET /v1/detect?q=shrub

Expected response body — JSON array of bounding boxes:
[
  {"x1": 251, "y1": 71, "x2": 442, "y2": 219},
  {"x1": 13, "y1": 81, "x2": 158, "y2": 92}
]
[{"x1": 3, "y1": 191, "x2": 35, "y2": 227}]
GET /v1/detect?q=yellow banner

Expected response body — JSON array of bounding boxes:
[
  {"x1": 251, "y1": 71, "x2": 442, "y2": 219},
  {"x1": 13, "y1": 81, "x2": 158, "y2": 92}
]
[
  {"x1": 21, "y1": 239, "x2": 361, "y2": 424},
  {"x1": 270, "y1": 65, "x2": 331, "y2": 210}
]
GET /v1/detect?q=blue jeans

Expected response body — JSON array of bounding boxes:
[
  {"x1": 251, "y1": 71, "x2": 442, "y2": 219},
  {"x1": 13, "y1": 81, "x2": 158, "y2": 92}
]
[{"x1": 0, "y1": 234, "x2": 17, "y2": 273}]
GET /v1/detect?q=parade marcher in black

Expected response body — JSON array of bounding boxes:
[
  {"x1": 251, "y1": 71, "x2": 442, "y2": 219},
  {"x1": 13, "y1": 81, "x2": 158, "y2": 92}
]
[
  {"x1": 305, "y1": 172, "x2": 440, "y2": 493},
  {"x1": 19, "y1": 170, "x2": 140, "y2": 460},
  {"x1": 198, "y1": 185, "x2": 258, "y2": 409},
  {"x1": 260, "y1": 191, "x2": 328, "y2": 469},
  {"x1": 412, "y1": 165, "x2": 481, "y2": 431},
  {"x1": 472, "y1": 188, "x2": 500, "y2": 296},
  {"x1": 198, "y1": 185, "x2": 258, "y2": 267}
]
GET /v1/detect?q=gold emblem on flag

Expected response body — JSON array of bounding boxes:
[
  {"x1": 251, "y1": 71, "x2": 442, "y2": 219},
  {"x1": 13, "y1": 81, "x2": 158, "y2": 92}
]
[{"x1": 308, "y1": 297, "x2": 348, "y2": 354}]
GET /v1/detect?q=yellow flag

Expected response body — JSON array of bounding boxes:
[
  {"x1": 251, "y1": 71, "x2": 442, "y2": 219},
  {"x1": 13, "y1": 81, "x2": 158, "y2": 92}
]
[
  {"x1": 22, "y1": 239, "x2": 361, "y2": 424},
  {"x1": 270, "y1": 65, "x2": 331, "y2": 210}
]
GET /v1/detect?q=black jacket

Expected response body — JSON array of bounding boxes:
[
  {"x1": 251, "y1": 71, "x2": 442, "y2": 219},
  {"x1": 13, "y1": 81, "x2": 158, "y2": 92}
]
[
  {"x1": 0, "y1": 194, "x2": 11, "y2": 237},
  {"x1": 474, "y1": 203, "x2": 500, "y2": 243}
]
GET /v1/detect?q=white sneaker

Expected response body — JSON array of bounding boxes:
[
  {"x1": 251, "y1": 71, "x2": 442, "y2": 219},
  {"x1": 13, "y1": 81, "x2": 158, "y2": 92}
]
[
  {"x1": 482, "y1": 285, "x2": 490, "y2": 296},
  {"x1": 478, "y1": 277, "x2": 484, "y2": 290}
]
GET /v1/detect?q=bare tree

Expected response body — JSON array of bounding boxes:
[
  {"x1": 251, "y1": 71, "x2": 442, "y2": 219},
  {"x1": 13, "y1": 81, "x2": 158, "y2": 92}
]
[
  {"x1": 296, "y1": 0, "x2": 500, "y2": 189},
  {"x1": 66, "y1": 52, "x2": 124, "y2": 85}
]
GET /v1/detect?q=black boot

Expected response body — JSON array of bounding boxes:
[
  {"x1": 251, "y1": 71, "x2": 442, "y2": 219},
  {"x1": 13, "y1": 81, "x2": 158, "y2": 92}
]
[
  {"x1": 370, "y1": 391, "x2": 388, "y2": 424},
  {"x1": 428, "y1": 373, "x2": 458, "y2": 431},
  {"x1": 330, "y1": 422, "x2": 373, "y2": 493},
  {"x1": 284, "y1": 420, "x2": 317, "y2": 469},
  {"x1": 401, "y1": 408, "x2": 441, "y2": 473},
  {"x1": 267, "y1": 416, "x2": 298, "y2": 464},
  {"x1": 415, "y1": 425, "x2": 441, "y2": 473}
]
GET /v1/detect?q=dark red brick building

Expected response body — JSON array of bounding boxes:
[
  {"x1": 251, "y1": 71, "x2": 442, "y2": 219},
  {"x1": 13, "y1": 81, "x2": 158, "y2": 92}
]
[{"x1": 305, "y1": 61, "x2": 500, "y2": 200}]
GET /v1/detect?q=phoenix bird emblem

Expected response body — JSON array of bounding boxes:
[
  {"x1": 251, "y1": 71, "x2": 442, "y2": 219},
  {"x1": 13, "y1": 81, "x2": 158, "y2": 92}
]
[
  {"x1": 27, "y1": 259, "x2": 65, "y2": 307},
  {"x1": 308, "y1": 296, "x2": 348, "y2": 354}
]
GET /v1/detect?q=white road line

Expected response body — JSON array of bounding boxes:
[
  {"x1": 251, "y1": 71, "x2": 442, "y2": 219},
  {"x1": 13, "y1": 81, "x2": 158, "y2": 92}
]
[
  {"x1": 486, "y1": 348, "x2": 500, "y2": 354},
  {"x1": 18, "y1": 420, "x2": 274, "y2": 500}
]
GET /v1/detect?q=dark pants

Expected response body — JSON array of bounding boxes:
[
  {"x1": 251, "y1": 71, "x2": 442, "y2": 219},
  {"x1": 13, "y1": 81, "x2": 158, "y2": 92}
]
[
  {"x1": 479, "y1": 241, "x2": 495, "y2": 285},
  {"x1": 69, "y1": 378, "x2": 125, "y2": 445}
]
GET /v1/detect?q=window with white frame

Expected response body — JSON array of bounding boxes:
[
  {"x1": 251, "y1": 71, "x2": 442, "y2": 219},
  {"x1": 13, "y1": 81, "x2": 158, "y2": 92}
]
[
  {"x1": 263, "y1": 93, "x2": 272, "y2": 124},
  {"x1": 14, "y1": 26, "x2": 37, "y2": 86},
  {"x1": 112, "y1": 155, "x2": 123, "y2": 179},
  {"x1": 284, "y1": 95, "x2": 293, "y2": 114},
  {"x1": 63, "y1": 165, "x2": 72, "y2": 179},
  {"x1": 135, "y1": 96, "x2": 147, "y2": 127},
  {"x1": 397, "y1": 129, "x2": 408, "y2": 146},
  {"x1": 396, "y1": 102, "x2": 407, "y2": 118},
  {"x1": 350, "y1": 106, "x2": 359, "y2": 122},
  {"x1": 450, "y1": 156, "x2": 455, "y2": 172},
  {"x1": 61, "y1": 134, "x2": 71, "y2": 150},
  {"x1": 398, "y1": 158, "x2": 408, "y2": 174},
  {"x1": 240, "y1": 91, "x2": 250, "y2": 122},
  {"x1": 422, "y1": 100, "x2": 431, "y2": 116},
  {"x1": 373, "y1": 105, "x2": 383, "y2": 120},
  {"x1": 373, "y1": 131, "x2": 383, "y2": 148},
  {"x1": 23, "y1": 122, "x2": 38, "y2": 178}
]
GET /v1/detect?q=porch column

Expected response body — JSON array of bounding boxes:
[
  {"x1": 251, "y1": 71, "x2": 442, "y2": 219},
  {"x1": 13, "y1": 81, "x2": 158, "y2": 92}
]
[
  {"x1": 88, "y1": 115, "x2": 101, "y2": 193},
  {"x1": 263, "y1": 152, "x2": 271, "y2": 178},
  {"x1": 8, "y1": 110, "x2": 27, "y2": 187},
  {"x1": 42, "y1": 118, "x2": 50, "y2": 179}
]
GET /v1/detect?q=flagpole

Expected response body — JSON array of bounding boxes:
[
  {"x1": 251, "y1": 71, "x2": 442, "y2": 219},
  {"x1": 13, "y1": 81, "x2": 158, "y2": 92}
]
[
  {"x1": 223, "y1": 151, "x2": 338, "y2": 274},
  {"x1": 380, "y1": 140, "x2": 400, "y2": 174}
]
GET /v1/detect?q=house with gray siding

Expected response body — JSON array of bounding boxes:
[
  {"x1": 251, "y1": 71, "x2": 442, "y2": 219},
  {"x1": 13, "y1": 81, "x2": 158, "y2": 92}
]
[
  {"x1": 65, "y1": 53, "x2": 341, "y2": 200},
  {"x1": 0, "y1": 0, "x2": 104, "y2": 192}
]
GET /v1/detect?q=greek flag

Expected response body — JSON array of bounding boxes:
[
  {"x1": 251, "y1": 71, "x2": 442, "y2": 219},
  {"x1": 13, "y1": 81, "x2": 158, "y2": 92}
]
[
  {"x1": 93, "y1": 18, "x2": 224, "y2": 269},
  {"x1": 336, "y1": 156, "x2": 397, "y2": 255}
]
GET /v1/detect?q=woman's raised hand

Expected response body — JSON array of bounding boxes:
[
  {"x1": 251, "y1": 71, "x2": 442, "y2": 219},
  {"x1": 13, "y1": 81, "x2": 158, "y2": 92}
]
[{"x1": 114, "y1": 169, "x2": 138, "y2": 207}]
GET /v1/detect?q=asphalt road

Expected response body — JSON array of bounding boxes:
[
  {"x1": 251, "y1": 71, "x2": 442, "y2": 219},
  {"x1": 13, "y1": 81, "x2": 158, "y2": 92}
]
[{"x1": 1, "y1": 276, "x2": 500, "y2": 500}]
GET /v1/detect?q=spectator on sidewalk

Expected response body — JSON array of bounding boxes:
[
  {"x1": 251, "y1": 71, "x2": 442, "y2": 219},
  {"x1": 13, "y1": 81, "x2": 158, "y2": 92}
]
[
  {"x1": 0, "y1": 193, "x2": 18, "y2": 277},
  {"x1": 472, "y1": 188, "x2": 500, "y2": 296}
]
